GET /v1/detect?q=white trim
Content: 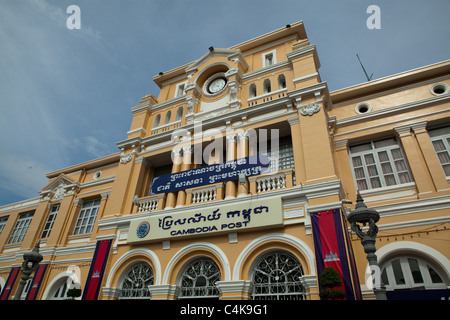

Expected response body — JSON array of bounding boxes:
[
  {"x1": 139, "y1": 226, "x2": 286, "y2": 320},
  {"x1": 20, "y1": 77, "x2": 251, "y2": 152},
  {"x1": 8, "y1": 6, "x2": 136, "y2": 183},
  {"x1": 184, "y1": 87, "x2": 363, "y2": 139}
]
[
  {"x1": 262, "y1": 49, "x2": 277, "y2": 68},
  {"x1": 105, "y1": 248, "x2": 162, "y2": 286},
  {"x1": 375, "y1": 241, "x2": 450, "y2": 281},
  {"x1": 232, "y1": 233, "x2": 316, "y2": 281},
  {"x1": 429, "y1": 82, "x2": 450, "y2": 96},
  {"x1": 162, "y1": 242, "x2": 231, "y2": 284},
  {"x1": 292, "y1": 72, "x2": 318, "y2": 84}
]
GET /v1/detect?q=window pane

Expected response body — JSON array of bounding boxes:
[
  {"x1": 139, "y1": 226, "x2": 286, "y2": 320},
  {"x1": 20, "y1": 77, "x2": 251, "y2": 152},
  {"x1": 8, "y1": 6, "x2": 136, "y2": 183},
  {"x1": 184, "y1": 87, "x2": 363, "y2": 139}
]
[
  {"x1": 350, "y1": 143, "x2": 372, "y2": 153},
  {"x1": 354, "y1": 167, "x2": 365, "y2": 179},
  {"x1": 407, "y1": 258, "x2": 424, "y2": 284},
  {"x1": 352, "y1": 156, "x2": 362, "y2": 167},
  {"x1": 436, "y1": 151, "x2": 450, "y2": 164},
  {"x1": 381, "y1": 162, "x2": 393, "y2": 174},
  {"x1": 364, "y1": 154, "x2": 375, "y2": 165},
  {"x1": 356, "y1": 179, "x2": 368, "y2": 191},
  {"x1": 381, "y1": 268, "x2": 389, "y2": 286},
  {"x1": 428, "y1": 265, "x2": 443, "y2": 283},
  {"x1": 374, "y1": 138, "x2": 397, "y2": 148},
  {"x1": 367, "y1": 165, "x2": 378, "y2": 177},
  {"x1": 391, "y1": 259, "x2": 405, "y2": 285},
  {"x1": 370, "y1": 177, "x2": 381, "y2": 188},
  {"x1": 394, "y1": 159, "x2": 408, "y2": 172},
  {"x1": 385, "y1": 174, "x2": 396, "y2": 186},
  {"x1": 378, "y1": 151, "x2": 389, "y2": 162},
  {"x1": 432, "y1": 140, "x2": 446, "y2": 152}
]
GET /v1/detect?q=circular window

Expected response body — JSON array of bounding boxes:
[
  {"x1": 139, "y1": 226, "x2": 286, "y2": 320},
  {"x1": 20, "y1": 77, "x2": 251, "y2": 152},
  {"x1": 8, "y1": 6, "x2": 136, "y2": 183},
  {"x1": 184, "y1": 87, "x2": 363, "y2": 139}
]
[
  {"x1": 355, "y1": 102, "x2": 372, "y2": 114},
  {"x1": 430, "y1": 83, "x2": 449, "y2": 96},
  {"x1": 93, "y1": 171, "x2": 102, "y2": 180}
]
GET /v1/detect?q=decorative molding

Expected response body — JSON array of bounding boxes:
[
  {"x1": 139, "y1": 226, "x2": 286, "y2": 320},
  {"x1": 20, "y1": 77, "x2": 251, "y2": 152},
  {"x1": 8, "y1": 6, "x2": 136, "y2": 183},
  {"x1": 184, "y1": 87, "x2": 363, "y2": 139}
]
[
  {"x1": 120, "y1": 153, "x2": 132, "y2": 164},
  {"x1": 300, "y1": 102, "x2": 320, "y2": 116}
]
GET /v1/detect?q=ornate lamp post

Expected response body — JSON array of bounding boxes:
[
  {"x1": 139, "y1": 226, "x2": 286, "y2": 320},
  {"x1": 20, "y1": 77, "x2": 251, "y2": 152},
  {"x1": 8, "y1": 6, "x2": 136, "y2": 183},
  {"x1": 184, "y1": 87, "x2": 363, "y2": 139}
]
[
  {"x1": 13, "y1": 241, "x2": 43, "y2": 300},
  {"x1": 347, "y1": 191, "x2": 387, "y2": 300}
]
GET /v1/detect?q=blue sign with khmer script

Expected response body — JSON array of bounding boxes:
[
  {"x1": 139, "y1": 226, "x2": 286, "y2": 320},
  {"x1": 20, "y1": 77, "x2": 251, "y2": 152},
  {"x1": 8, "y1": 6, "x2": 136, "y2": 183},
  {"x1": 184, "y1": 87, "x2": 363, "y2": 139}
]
[{"x1": 150, "y1": 154, "x2": 271, "y2": 194}]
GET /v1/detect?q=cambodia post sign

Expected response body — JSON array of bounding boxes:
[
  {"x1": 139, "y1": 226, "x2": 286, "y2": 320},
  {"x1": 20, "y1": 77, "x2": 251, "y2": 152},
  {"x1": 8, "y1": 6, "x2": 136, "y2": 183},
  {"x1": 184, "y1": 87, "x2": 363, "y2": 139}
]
[
  {"x1": 128, "y1": 198, "x2": 283, "y2": 243},
  {"x1": 150, "y1": 155, "x2": 270, "y2": 195}
]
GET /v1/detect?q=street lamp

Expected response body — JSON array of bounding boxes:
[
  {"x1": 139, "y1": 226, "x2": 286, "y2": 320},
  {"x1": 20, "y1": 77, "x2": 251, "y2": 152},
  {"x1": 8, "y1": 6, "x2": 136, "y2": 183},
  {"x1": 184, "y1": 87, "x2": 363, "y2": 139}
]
[
  {"x1": 13, "y1": 241, "x2": 43, "y2": 300},
  {"x1": 347, "y1": 191, "x2": 387, "y2": 300}
]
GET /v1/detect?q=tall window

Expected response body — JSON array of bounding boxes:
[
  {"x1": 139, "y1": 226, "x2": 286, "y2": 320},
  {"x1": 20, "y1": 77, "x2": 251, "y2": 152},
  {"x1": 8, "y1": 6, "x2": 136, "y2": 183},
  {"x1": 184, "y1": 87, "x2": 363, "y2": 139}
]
[
  {"x1": 8, "y1": 211, "x2": 34, "y2": 244},
  {"x1": 119, "y1": 262, "x2": 154, "y2": 299},
  {"x1": 164, "y1": 111, "x2": 171, "y2": 125},
  {"x1": 179, "y1": 258, "x2": 221, "y2": 298},
  {"x1": 0, "y1": 216, "x2": 8, "y2": 234},
  {"x1": 261, "y1": 135, "x2": 294, "y2": 173},
  {"x1": 349, "y1": 137, "x2": 412, "y2": 191},
  {"x1": 175, "y1": 106, "x2": 183, "y2": 121},
  {"x1": 263, "y1": 79, "x2": 271, "y2": 94},
  {"x1": 73, "y1": 199, "x2": 101, "y2": 235},
  {"x1": 251, "y1": 251, "x2": 305, "y2": 300},
  {"x1": 249, "y1": 83, "x2": 257, "y2": 98},
  {"x1": 428, "y1": 126, "x2": 450, "y2": 177},
  {"x1": 41, "y1": 204, "x2": 60, "y2": 238},
  {"x1": 153, "y1": 114, "x2": 161, "y2": 128},
  {"x1": 278, "y1": 74, "x2": 286, "y2": 89}
]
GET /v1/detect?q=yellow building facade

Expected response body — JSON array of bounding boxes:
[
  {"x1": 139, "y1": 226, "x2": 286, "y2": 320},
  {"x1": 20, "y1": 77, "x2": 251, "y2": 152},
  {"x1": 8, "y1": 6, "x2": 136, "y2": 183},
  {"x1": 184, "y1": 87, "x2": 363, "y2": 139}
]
[{"x1": 0, "y1": 22, "x2": 449, "y2": 301}]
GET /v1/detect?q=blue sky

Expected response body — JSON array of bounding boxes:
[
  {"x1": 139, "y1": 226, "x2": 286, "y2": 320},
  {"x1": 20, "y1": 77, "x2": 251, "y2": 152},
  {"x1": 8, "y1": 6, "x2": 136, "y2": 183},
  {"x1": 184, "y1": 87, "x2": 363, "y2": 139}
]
[{"x1": 0, "y1": 0, "x2": 449, "y2": 206}]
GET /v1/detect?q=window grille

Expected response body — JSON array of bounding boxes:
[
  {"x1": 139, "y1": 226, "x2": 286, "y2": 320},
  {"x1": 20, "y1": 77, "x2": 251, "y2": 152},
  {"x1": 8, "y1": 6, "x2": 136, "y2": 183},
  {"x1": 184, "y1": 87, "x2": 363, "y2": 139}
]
[
  {"x1": 179, "y1": 258, "x2": 221, "y2": 298},
  {"x1": 252, "y1": 251, "x2": 305, "y2": 300},
  {"x1": 119, "y1": 262, "x2": 154, "y2": 299}
]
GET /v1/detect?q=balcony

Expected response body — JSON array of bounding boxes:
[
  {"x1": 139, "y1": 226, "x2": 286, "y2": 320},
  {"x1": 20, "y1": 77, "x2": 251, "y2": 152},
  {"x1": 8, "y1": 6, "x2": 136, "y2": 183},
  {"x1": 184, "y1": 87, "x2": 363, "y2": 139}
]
[
  {"x1": 133, "y1": 170, "x2": 293, "y2": 213},
  {"x1": 186, "y1": 183, "x2": 224, "y2": 204},
  {"x1": 135, "y1": 193, "x2": 165, "y2": 213},
  {"x1": 249, "y1": 168, "x2": 294, "y2": 194}
]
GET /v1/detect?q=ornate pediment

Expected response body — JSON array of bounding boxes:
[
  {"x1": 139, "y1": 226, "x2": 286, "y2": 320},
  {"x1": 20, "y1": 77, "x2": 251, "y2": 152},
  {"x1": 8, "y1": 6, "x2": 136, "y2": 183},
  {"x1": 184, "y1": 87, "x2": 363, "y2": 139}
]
[
  {"x1": 39, "y1": 174, "x2": 79, "y2": 201},
  {"x1": 185, "y1": 48, "x2": 248, "y2": 75}
]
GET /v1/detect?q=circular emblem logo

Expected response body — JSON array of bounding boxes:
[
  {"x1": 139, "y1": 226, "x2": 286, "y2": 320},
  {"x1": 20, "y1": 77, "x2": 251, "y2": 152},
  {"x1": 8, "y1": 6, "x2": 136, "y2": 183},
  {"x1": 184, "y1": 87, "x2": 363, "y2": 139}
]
[{"x1": 136, "y1": 221, "x2": 150, "y2": 238}]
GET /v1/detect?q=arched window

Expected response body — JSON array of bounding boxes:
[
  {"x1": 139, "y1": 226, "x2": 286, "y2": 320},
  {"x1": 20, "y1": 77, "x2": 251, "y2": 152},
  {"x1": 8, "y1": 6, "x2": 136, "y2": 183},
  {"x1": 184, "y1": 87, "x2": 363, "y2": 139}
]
[
  {"x1": 381, "y1": 256, "x2": 447, "y2": 291},
  {"x1": 251, "y1": 251, "x2": 305, "y2": 300},
  {"x1": 263, "y1": 79, "x2": 271, "y2": 94},
  {"x1": 153, "y1": 114, "x2": 161, "y2": 128},
  {"x1": 164, "y1": 111, "x2": 171, "y2": 125},
  {"x1": 179, "y1": 257, "x2": 221, "y2": 299},
  {"x1": 119, "y1": 262, "x2": 154, "y2": 299},
  {"x1": 249, "y1": 83, "x2": 257, "y2": 98},
  {"x1": 176, "y1": 107, "x2": 183, "y2": 121},
  {"x1": 278, "y1": 74, "x2": 286, "y2": 89}
]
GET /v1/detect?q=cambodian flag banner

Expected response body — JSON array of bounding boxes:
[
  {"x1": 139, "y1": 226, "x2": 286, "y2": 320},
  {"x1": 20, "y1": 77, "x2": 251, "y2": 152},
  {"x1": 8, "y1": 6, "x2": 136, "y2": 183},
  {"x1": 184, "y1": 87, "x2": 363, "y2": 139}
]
[
  {"x1": 25, "y1": 264, "x2": 48, "y2": 300},
  {"x1": 0, "y1": 267, "x2": 20, "y2": 300},
  {"x1": 82, "y1": 239, "x2": 112, "y2": 300},
  {"x1": 150, "y1": 154, "x2": 271, "y2": 194},
  {"x1": 311, "y1": 209, "x2": 360, "y2": 300}
]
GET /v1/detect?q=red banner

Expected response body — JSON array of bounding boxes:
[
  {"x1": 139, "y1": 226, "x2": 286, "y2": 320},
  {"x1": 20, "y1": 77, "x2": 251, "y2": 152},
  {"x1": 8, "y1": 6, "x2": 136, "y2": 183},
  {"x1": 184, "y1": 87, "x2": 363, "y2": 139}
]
[
  {"x1": 0, "y1": 267, "x2": 20, "y2": 300},
  {"x1": 26, "y1": 264, "x2": 48, "y2": 300},
  {"x1": 311, "y1": 209, "x2": 359, "y2": 300},
  {"x1": 82, "y1": 239, "x2": 112, "y2": 300},
  {"x1": 317, "y1": 210, "x2": 346, "y2": 293}
]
